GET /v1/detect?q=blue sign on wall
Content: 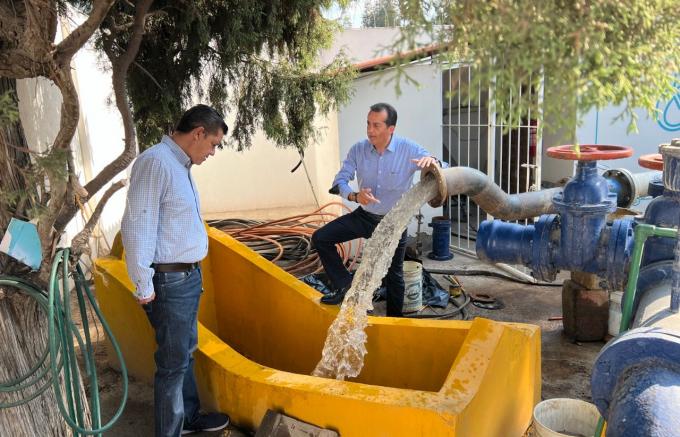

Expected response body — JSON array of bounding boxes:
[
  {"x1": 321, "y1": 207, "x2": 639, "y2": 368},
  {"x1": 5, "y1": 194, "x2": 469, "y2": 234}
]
[
  {"x1": 657, "y1": 83, "x2": 680, "y2": 132},
  {"x1": 0, "y1": 218, "x2": 43, "y2": 270}
]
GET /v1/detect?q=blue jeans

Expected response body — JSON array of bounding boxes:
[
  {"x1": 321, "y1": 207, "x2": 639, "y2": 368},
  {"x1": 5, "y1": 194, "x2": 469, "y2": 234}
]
[
  {"x1": 143, "y1": 268, "x2": 203, "y2": 437},
  {"x1": 312, "y1": 207, "x2": 407, "y2": 316}
]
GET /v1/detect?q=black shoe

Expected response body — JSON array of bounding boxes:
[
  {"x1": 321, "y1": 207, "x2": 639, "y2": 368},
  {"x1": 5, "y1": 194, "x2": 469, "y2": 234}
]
[
  {"x1": 182, "y1": 412, "x2": 230, "y2": 435},
  {"x1": 320, "y1": 287, "x2": 348, "y2": 305}
]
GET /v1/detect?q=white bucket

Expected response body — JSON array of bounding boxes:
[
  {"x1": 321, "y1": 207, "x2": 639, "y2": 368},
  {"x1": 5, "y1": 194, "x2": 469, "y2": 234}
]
[
  {"x1": 402, "y1": 261, "x2": 423, "y2": 313},
  {"x1": 533, "y1": 398, "x2": 600, "y2": 437},
  {"x1": 608, "y1": 291, "x2": 623, "y2": 336}
]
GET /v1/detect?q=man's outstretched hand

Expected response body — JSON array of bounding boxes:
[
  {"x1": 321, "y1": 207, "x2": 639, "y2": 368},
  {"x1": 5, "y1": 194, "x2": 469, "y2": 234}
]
[
  {"x1": 412, "y1": 156, "x2": 438, "y2": 168},
  {"x1": 357, "y1": 187, "x2": 381, "y2": 206}
]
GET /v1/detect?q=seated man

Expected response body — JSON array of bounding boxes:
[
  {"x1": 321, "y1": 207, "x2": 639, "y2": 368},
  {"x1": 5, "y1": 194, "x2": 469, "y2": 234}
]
[{"x1": 312, "y1": 102, "x2": 441, "y2": 317}]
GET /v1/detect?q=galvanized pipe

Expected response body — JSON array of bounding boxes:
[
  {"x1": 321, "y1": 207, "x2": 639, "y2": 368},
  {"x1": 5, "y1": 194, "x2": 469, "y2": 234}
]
[
  {"x1": 602, "y1": 168, "x2": 661, "y2": 208},
  {"x1": 422, "y1": 165, "x2": 561, "y2": 221}
]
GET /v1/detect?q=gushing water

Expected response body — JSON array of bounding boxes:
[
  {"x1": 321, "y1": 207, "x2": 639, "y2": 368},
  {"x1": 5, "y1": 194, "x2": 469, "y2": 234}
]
[{"x1": 312, "y1": 176, "x2": 439, "y2": 380}]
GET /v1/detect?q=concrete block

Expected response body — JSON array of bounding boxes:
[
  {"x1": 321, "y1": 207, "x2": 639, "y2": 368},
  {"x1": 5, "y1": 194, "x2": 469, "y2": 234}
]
[
  {"x1": 255, "y1": 410, "x2": 339, "y2": 437},
  {"x1": 562, "y1": 279, "x2": 609, "y2": 341},
  {"x1": 570, "y1": 271, "x2": 602, "y2": 289}
]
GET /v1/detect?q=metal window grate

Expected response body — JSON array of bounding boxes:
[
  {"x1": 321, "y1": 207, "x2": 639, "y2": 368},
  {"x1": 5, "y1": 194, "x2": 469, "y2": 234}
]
[{"x1": 442, "y1": 65, "x2": 543, "y2": 259}]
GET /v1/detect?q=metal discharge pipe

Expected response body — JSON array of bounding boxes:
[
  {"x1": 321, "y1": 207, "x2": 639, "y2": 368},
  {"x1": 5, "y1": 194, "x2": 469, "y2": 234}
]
[{"x1": 421, "y1": 165, "x2": 561, "y2": 220}]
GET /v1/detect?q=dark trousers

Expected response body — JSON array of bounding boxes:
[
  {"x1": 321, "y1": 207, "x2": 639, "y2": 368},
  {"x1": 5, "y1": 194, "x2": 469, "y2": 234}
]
[{"x1": 312, "y1": 207, "x2": 408, "y2": 317}]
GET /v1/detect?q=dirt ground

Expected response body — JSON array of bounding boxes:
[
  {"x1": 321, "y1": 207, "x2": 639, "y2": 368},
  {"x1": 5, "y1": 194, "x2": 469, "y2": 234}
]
[{"x1": 85, "y1": 247, "x2": 602, "y2": 436}]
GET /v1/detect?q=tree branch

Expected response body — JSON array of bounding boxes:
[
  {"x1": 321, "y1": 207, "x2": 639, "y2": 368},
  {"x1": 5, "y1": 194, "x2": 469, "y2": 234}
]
[
  {"x1": 70, "y1": 179, "x2": 127, "y2": 257},
  {"x1": 35, "y1": 65, "x2": 79, "y2": 279},
  {"x1": 81, "y1": 0, "x2": 153, "y2": 199},
  {"x1": 132, "y1": 61, "x2": 163, "y2": 90},
  {"x1": 54, "y1": 0, "x2": 116, "y2": 66},
  {"x1": 51, "y1": 67, "x2": 79, "y2": 151},
  {"x1": 24, "y1": 0, "x2": 58, "y2": 52},
  {"x1": 55, "y1": 0, "x2": 153, "y2": 232},
  {"x1": 0, "y1": 1, "x2": 54, "y2": 79}
]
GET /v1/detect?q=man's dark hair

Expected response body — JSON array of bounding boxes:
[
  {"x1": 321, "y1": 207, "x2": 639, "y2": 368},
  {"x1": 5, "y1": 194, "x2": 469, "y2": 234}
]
[
  {"x1": 369, "y1": 102, "x2": 398, "y2": 127},
  {"x1": 175, "y1": 104, "x2": 229, "y2": 137}
]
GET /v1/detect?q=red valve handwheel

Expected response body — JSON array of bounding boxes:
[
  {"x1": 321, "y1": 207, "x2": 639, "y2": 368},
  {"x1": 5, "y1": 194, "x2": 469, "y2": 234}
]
[
  {"x1": 638, "y1": 154, "x2": 663, "y2": 170},
  {"x1": 546, "y1": 144, "x2": 633, "y2": 161}
]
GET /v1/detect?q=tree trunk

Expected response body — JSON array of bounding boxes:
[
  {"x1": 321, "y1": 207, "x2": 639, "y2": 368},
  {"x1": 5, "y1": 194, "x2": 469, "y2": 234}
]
[
  {"x1": 0, "y1": 77, "x2": 88, "y2": 436},
  {"x1": 0, "y1": 291, "x2": 72, "y2": 436},
  {"x1": 0, "y1": 77, "x2": 35, "y2": 274}
]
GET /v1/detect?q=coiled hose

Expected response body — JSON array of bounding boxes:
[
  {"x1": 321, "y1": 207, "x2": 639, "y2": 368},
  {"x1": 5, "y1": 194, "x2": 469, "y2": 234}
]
[
  {"x1": 0, "y1": 248, "x2": 127, "y2": 435},
  {"x1": 209, "y1": 202, "x2": 362, "y2": 278}
]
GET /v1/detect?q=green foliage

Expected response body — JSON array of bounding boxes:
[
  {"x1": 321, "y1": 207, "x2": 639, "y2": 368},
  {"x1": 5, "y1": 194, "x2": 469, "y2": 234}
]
[
  {"x1": 394, "y1": 0, "x2": 680, "y2": 133},
  {"x1": 95, "y1": 0, "x2": 354, "y2": 151},
  {"x1": 231, "y1": 57, "x2": 354, "y2": 151},
  {"x1": 0, "y1": 147, "x2": 69, "y2": 221},
  {"x1": 33, "y1": 147, "x2": 69, "y2": 185},
  {"x1": 0, "y1": 91, "x2": 19, "y2": 126},
  {"x1": 362, "y1": 0, "x2": 401, "y2": 27},
  {"x1": 0, "y1": 89, "x2": 67, "y2": 222}
]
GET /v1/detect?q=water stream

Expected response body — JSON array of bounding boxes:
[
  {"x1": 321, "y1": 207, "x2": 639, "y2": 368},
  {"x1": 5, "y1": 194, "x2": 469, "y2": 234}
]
[{"x1": 312, "y1": 176, "x2": 439, "y2": 380}]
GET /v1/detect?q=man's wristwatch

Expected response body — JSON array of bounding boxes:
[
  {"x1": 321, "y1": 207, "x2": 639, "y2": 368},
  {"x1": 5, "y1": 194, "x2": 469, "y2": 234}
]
[{"x1": 349, "y1": 192, "x2": 358, "y2": 202}]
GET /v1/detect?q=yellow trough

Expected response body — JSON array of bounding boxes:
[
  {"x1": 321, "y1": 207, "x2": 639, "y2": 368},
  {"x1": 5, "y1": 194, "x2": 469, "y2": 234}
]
[{"x1": 95, "y1": 227, "x2": 541, "y2": 436}]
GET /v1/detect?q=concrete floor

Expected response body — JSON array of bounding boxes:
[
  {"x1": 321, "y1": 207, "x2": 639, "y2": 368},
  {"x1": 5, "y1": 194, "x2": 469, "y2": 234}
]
[{"x1": 96, "y1": 244, "x2": 604, "y2": 436}]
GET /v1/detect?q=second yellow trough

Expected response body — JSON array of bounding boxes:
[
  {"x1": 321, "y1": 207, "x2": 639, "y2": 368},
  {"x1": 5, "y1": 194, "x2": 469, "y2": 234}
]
[{"x1": 95, "y1": 227, "x2": 541, "y2": 436}]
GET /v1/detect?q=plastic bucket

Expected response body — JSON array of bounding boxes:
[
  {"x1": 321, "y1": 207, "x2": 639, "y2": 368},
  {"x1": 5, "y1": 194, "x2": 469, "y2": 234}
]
[
  {"x1": 608, "y1": 291, "x2": 623, "y2": 336},
  {"x1": 533, "y1": 398, "x2": 600, "y2": 437},
  {"x1": 402, "y1": 261, "x2": 423, "y2": 313}
]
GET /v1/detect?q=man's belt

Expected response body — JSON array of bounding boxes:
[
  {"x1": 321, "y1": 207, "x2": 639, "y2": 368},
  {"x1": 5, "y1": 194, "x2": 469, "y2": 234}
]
[
  {"x1": 152, "y1": 262, "x2": 200, "y2": 273},
  {"x1": 360, "y1": 208, "x2": 385, "y2": 220}
]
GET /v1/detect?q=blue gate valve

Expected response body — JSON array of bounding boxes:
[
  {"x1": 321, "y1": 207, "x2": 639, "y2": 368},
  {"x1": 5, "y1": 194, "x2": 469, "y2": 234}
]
[
  {"x1": 637, "y1": 145, "x2": 680, "y2": 267},
  {"x1": 476, "y1": 145, "x2": 635, "y2": 289}
]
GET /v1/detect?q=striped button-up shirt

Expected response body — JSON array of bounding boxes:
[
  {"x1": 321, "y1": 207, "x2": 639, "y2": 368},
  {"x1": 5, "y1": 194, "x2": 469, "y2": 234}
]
[
  {"x1": 121, "y1": 135, "x2": 208, "y2": 299},
  {"x1": 332, "y1": 135, "x2": 433, "y2": 215}
]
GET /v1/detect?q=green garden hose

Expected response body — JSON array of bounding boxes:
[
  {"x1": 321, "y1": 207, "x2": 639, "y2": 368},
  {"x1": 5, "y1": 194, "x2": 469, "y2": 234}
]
[{"x1": 0, "y1": 248, "x2": 128, "y2": 436}]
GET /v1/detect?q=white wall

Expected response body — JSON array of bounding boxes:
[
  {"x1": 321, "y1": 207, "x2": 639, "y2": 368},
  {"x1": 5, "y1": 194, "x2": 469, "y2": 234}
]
[
  {"x1": 318, "y1": 28, "x2": 401, "y2": 65},
  {"x1": 578, "y1": 103, "x2": 679, "y2": 173},
  {"x1": 337, "y1": 63, "x2": 444, "y2": 235},
  {"x1": 537, "y1": 83, "x2": 680, "y2": 193},
  {"x1": 318, "y1": 27, "x2": 433, "y2": 66},
  {"x1": 195, "y1": 112, "x2": 340, "y2": 220}
]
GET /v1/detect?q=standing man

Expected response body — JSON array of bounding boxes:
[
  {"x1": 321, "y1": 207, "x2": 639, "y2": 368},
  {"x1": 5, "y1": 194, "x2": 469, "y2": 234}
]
[
  {"x1": 121, "y1": 104, "x2": 230, "y2": 436},
  {"x1": 312, "y1": 102, "x2": 441, "y2": 317}
]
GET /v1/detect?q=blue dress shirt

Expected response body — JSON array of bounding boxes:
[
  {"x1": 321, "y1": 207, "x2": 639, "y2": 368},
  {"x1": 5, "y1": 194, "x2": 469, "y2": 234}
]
[
  {"x1": 332, "y1": 135, "x2": 434, "y2": 215},
  {"x1": 121, "y1": 135, "x2": 208, "y2": 299}
]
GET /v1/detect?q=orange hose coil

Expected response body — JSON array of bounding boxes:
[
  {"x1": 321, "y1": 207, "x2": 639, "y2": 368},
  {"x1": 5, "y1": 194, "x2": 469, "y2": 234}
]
[{"x1": 211, "y1": 202, "x2": 363, "y2": 277}]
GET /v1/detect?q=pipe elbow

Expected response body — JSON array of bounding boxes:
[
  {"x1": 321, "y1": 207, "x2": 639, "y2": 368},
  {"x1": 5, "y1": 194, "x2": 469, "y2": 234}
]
[
  {"x1": 420, "y1": 164, "x2": 449, "y2": 207},
  {"x1": 421, "y1": 165, "x2": 560, "y2": 220}
]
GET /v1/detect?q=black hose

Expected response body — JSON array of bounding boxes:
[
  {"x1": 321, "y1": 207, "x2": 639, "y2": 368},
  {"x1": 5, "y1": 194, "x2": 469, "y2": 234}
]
[{"x1": 405, "y1": 292, "x2": 472, "y2": 320}]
